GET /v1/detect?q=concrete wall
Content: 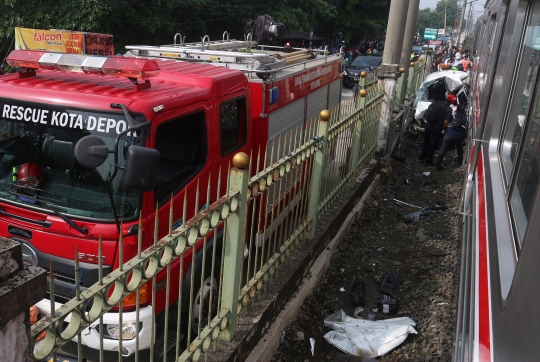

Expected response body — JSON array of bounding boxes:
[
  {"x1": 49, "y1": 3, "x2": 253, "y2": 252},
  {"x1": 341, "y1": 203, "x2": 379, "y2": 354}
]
[{"x1": 0, "y1": 238, "x2": 46, "y2": 362}]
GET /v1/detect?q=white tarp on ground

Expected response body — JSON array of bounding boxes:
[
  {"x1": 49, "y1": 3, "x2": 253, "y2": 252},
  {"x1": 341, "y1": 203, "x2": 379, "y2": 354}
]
[{"x1": 323, "y1": 310, "x2": 417, "y2": 358}]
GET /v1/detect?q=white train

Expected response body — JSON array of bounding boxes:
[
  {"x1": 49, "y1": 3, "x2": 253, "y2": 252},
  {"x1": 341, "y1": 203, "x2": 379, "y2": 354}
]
[{"x1": 454, "y1": 0, "x2": 540, "y2": 360}]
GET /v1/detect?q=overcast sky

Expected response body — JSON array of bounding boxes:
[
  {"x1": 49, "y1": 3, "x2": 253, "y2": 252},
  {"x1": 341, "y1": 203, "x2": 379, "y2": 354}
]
[{"x1": 419, "y1": 0, "x2": 486, "y2": 22}]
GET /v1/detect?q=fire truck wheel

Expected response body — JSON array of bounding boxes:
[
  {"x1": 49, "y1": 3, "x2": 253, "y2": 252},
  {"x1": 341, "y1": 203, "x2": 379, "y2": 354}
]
[
  {"x1": 180, "y1": 245, "x2": 223, "y2": 347},
  {"x1": 191, "y1": 275, "x2": 219, "y2": 334}
]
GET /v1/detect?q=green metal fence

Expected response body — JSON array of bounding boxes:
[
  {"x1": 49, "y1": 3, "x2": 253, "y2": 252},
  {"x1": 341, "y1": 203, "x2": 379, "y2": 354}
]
[
  {"x1": 395, "y1": 56, "x2": 427, "y2": 110},
  {"x1": 30, "y1": 68, "x2": 411, "y2": 362}
]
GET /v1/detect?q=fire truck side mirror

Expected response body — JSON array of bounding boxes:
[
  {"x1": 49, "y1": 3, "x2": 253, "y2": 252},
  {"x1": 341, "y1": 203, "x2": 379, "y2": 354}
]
[
  {"x1": 74, "y1": 135, "x2": 110, "y2": 168},
  {"x1": 122, "y1": 145, "x2": 160, "y2": 191}
]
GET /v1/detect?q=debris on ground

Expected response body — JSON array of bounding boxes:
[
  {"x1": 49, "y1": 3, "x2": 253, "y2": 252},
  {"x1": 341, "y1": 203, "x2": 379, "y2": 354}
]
[
  {"x1": 403, "y1": 207, "x2": 433, "y2": 222},
  {"x1": 323, "y1": 310, "x2": 417, "y2": 358},
  {"x1": 351, "y1": 280, "x2": 365, "y2": 305},
  {"x1": 271, "y1": 131, "x2": 464, "y2": 362}
]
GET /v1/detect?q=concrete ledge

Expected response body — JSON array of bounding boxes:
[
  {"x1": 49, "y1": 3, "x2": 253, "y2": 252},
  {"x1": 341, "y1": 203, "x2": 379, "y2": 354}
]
[
  {"x1": 207, "y1": 159, "x2": 380, "y2": 362},
  {"x1": 0, "y1": 238, "x2": 23, "y2": 281},
  {"x1": 0, "y1": 311, "x2": 31, "y2": 362},
  {"x1": 0, "y1": 264, "x2": 46, "y2": 326}
]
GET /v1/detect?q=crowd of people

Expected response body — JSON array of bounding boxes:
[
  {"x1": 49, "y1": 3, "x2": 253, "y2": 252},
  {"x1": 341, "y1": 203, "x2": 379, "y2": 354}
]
[{"x1": 432, "y1": 46, "x2": 473, "y2": 72}]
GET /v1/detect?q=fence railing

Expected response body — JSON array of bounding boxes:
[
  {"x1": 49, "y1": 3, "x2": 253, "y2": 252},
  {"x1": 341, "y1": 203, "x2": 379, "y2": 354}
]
[
  {"x1": 30, "y1": 61, "x2": 423, "y2": 362},
  {"x1": 395, "y1": 56, "x2": 426, "y2": 110}
]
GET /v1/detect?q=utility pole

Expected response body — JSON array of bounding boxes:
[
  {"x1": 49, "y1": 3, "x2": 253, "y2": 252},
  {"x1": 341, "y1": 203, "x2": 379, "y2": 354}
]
[
  {"x1": 457, "y1": 0, "x2": 467, "y2": 48},
  {"x1": 467, "y1": 1, "x2": 474, "y2": 37},
  {"x1": 376, "y1": 0, "x2": 410, "y2": 157},
  {"x1": 444, "y1": 0, "x2": 447, "y2": 37},
  {"x1": 399, "y1": 0, "x2": 421, "y2": 104},
  {"x1": 309, "y1": 9, "x2": 316, "y2": 49}
]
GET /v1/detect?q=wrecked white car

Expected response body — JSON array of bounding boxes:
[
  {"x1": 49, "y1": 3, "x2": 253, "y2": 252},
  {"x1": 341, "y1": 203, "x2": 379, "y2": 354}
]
[{"x1": 411, "y1": 71, "x2": 470, "y2": 133}]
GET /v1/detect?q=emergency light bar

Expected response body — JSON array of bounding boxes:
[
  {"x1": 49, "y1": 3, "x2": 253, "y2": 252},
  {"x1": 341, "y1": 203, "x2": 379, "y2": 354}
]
[{"x1": 6, "y1": 50, "x2": 160, "y2": 79}]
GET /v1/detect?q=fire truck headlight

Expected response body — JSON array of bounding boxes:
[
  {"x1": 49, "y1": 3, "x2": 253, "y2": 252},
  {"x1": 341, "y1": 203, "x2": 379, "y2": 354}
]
[{"x1": 105, "y1": 323, "x2": 138, "y2": 340}]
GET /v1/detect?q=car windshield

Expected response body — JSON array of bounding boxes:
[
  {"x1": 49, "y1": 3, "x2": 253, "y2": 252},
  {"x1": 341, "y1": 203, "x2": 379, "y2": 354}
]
[
  {"x1": 349, "y1": 56, "x2": 382, "y2": 69},
  {"x1": 0, "y1": 99, "x2": 142, "y2": 220}
]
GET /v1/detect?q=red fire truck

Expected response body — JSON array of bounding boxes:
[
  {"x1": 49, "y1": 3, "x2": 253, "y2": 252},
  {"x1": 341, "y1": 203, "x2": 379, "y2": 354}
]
[{"x1": 1, "y1": 36, "x2": 343, "y2": 356}]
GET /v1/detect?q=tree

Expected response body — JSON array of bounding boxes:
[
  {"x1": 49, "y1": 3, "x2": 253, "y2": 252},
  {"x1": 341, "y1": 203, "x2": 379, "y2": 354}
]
[
  {"x1": 322, "y1": 0, "x2": 390, "y2": 44},
  {"x1": 417, "y1": 0, "x2": 459, "y2": 37},
  {"x1": 0, "y1": 0, "x2": 391, "y2": 62}
]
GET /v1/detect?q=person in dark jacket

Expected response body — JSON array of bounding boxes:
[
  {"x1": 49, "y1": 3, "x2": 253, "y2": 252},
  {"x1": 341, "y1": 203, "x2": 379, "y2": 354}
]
[
  {"x1": 435, "y1": 103, "x2": 468, "y2": 170},
  {"x1": 418, "y1": 94, "x2": 456, "y2": 166}
]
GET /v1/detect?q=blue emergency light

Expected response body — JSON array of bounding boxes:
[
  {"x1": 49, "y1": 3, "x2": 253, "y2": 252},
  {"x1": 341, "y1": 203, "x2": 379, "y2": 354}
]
[{"x1": 269, "y1": 87, "x2": 279, "y2": 105}]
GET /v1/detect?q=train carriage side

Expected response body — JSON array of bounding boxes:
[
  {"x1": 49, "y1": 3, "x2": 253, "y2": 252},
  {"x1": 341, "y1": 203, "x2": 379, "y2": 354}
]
[{"x1": 455, "y1": 0, "x2": 540, "y2": 361}]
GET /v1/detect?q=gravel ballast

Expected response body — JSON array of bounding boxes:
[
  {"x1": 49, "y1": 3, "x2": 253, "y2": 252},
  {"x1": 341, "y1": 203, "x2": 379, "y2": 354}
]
[{"x1": 271, "y1": 133, "x2": 465, "y2": 362}]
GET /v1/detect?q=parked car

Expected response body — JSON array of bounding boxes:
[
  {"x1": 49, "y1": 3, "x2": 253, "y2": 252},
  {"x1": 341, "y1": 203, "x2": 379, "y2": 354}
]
[
  {"x1": 412, "y1": 45, "x2": 423, "y2": 54},
  {"x1": 342, "y1": 54, "x2": 382, "y2": 87}
]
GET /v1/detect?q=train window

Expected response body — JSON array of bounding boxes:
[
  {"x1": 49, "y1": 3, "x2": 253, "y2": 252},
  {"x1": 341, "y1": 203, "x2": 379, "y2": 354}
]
[
  {"x1": 479, "y1": 16, "x2": 498, "y2": 94},
  {"x1": 502, "y1": 3, "x2": 540, "y2": 245},
  {"x1": 500, "y1": 7, "x2": 540, "y2": 183},
  {"x1": 509, "y1": 88, "x2": 540, "y2": 244}
]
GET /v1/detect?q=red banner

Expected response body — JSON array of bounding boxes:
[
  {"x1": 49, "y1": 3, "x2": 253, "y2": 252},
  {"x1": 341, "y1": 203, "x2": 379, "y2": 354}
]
[{"x1": 84, "y1": 32, "x2": 114, "y2": 56}]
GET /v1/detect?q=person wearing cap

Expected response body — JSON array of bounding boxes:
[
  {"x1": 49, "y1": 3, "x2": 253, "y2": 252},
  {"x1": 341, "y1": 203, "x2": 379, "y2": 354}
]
[
  {"x1": 418, "y1": 94, "x2": 456, "y2": 166},
  {"x1": 436, "y1": 103, "x2": 468, "y2": 170},
  {"x1": 461, "y1": 54, "x2": 472, "y2": 71}
]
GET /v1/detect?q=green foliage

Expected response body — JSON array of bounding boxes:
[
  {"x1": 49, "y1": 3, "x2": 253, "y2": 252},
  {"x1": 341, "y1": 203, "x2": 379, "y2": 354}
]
[
  {"x1": 418, "y1": 0, "x2": 460, "y2": 37},
  {"x1": 329, "y1": 0, "x2": 390, "y2": 42},
  {"x1": 0, "y1": 0, "x2": 392, "y2": 62},
  {"x1": 462, "y1": 35, "x2": 473, "y2": 50}
]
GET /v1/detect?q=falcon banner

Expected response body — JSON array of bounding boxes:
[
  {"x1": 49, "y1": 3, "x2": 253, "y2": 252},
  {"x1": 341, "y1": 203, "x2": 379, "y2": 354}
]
[
  {"x1": 14, "y1": 27, "x2": 114, "y2": 55},
  {"x1": 15, "y1": 27, "x2": 84, "y2": 54}
]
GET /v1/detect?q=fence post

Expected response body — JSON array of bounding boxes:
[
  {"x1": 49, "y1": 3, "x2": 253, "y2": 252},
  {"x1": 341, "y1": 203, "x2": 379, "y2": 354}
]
[
  {"x1": 220, "y1": 152, "x2": 249, "y2": 341},
  {"x1": 394, "y1": 72, "x2": 404, "y2": 110},
  {"x1": 417, "y1": 58, "x2": 426, "y2": 89},
  {"x1": 423, "y1": 50, "x2": 433, "y2": 79},
  {"x1": 349, "y1": 72, "x2": 368, "y2": 180},
  {"x1": 306, "y1": 110, "x2": 330, "y2": 239},
  {"x1": 406, "y1": 61, "x2": 415, "y2": 99}
]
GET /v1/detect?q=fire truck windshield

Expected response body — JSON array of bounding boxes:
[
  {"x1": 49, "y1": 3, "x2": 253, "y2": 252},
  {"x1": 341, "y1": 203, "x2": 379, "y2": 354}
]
[{"x1": 0, "y1": 104, "x2": 142, "y2": 221}]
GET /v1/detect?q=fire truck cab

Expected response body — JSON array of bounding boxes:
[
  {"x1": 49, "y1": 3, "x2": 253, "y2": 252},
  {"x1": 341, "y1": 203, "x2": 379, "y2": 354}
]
[{"x1": 1, "y1": 36, "x2": 343, "y2": 355}]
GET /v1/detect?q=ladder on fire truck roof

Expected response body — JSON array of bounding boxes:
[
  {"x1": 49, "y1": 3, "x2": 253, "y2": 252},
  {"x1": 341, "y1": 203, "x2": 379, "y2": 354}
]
[
  {"x1": 171, "y1": 32, "x2": 259, "y2": 51},
  {"x1": 125, "y1": 32, "x2": 329, "y2": 75}
]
